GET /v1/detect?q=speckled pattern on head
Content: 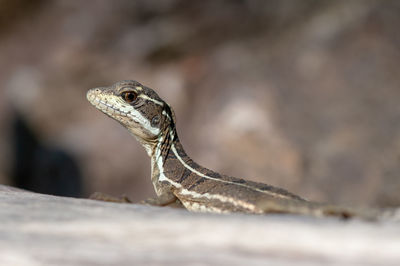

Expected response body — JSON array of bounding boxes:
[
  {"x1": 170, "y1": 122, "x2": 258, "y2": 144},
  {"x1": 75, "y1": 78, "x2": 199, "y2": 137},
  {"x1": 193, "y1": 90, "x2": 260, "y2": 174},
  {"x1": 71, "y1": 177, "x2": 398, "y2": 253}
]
[{"x1": 87, "y1": 80, "x2": 177, "y2": 156}]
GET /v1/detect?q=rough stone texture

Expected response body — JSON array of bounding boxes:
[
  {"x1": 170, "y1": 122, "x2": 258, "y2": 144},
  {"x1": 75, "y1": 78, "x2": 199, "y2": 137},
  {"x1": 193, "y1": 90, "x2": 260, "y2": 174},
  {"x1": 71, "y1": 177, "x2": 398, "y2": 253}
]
[{"x1": 0, "y1": 185, "x2": 399, "y2": 266}]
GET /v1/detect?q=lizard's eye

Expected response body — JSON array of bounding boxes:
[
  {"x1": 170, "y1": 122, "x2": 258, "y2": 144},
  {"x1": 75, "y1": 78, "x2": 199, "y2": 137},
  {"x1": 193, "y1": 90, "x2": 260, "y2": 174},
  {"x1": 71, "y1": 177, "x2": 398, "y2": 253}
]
[{"x1": 122, "y1": 91, "x2": 138, "y2": 103}]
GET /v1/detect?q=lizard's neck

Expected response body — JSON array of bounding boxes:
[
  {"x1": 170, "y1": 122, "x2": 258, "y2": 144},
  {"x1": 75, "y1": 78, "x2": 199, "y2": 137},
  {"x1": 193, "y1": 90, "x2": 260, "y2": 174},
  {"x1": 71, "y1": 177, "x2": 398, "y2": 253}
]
[{"x1": 147, "y1": 126, "x2": 205, "y2": 195}]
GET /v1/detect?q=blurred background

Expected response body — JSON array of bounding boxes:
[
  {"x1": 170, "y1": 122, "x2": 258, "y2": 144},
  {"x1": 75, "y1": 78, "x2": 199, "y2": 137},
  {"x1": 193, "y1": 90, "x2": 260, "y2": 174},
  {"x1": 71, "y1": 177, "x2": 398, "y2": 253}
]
[{"x1": 1, "y1": 0, "x2": 400, "y2": 207}]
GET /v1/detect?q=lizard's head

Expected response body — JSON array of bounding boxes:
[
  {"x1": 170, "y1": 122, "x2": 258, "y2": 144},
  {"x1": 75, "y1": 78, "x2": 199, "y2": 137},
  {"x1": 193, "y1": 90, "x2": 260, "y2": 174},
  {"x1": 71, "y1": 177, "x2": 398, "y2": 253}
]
[{"x1": 87, "y1": 80, "x2": 176, "y2": 145}]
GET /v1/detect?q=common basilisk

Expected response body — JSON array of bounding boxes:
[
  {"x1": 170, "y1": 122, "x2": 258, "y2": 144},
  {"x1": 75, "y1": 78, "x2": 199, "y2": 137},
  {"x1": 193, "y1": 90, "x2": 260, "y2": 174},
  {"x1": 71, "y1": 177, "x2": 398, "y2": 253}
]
[{"x1": 87, "y1": 80, "x2": 383, "y2": 219}]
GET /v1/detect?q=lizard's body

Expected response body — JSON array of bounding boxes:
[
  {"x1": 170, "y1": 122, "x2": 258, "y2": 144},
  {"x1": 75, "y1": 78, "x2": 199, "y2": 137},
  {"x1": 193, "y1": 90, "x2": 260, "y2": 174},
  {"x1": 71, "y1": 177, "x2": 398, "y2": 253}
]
[{"x1": 87, "y1": 80, "x2": 381, "y2": 218}]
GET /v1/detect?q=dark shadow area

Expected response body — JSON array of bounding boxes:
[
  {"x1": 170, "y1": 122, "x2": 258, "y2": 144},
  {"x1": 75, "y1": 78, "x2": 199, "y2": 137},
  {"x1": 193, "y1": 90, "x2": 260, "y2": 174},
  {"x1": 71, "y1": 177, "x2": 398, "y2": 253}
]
[
  {"x1": 0, "y1": 0, "x2": 48, "y2": 36},
  {"x1": 11, "y1": 111, "x2": 83, "y2": 197}
]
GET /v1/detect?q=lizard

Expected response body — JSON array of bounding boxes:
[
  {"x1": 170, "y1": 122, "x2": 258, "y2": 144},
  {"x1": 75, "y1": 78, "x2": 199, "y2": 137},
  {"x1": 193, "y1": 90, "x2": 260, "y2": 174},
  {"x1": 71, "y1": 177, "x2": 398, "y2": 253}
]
[{"x1": 86, "y1": 80, "x2": 383, "y2": 219}]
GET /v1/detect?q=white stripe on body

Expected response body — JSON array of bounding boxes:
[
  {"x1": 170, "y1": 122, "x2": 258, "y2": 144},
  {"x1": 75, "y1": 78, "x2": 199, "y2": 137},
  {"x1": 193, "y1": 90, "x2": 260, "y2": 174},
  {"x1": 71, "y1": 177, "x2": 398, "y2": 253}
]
[
  {"x1": 170, "y1": 144, "x2": 293, "y2": 200},
  {"x1": 153, "y1": 136, "x2": 258, "y2": 213}
]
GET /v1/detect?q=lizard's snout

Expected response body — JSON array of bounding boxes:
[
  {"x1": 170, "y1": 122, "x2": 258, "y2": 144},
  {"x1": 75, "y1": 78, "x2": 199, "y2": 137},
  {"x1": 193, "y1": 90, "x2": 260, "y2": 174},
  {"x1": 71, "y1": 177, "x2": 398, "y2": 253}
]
[
  {"x1": 87, "y1": 88, "x2": 98, "y2": 99},
  {"x1": 86, "y1": 88, "x2": 104, "y2": 105}
]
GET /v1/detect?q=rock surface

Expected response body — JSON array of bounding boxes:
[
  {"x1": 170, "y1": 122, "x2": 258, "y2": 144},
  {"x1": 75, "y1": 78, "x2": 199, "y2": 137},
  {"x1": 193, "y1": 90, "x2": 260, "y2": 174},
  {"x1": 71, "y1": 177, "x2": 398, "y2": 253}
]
[{"x1": 0, "y1": 185, "x2": 399, "y2": 266}]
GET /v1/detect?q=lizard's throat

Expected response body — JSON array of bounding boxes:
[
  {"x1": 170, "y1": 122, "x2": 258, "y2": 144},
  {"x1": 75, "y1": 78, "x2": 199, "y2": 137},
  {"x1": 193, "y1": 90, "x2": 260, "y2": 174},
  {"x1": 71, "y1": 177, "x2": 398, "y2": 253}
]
[
  {"x1": 137, "y1": 126, "x2": 177, "y2": 159},
  {"x1": 126, "y1": 130, "x2": 156, "y2": 157}
]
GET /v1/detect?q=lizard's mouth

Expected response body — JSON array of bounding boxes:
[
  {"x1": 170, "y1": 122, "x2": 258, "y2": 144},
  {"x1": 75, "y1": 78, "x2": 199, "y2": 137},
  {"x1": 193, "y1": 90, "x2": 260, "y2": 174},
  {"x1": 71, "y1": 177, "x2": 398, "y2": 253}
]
[
  {"x1": 88, "y1": 97, "x2": 126, "y2": 116},
  {"x1": 87, "y1": 89, "x2": 129, "y2": 117},
  {"x1": 87, "y1": 88, "x2": 161, "y2": 138}
]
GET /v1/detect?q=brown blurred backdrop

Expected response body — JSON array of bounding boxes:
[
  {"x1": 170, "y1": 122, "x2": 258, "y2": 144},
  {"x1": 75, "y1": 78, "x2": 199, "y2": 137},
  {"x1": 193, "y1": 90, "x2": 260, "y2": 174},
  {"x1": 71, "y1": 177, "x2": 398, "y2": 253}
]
[{"x1": 1, "y1": 0, "x2": 400, "y2": 207}]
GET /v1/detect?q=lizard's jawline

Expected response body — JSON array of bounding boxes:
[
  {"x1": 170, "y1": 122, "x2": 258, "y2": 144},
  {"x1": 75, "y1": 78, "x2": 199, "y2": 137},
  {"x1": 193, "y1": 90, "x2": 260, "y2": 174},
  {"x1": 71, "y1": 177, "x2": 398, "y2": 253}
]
[{"x1": 89, "y1": 96, "x2": 161, "y2": 136}]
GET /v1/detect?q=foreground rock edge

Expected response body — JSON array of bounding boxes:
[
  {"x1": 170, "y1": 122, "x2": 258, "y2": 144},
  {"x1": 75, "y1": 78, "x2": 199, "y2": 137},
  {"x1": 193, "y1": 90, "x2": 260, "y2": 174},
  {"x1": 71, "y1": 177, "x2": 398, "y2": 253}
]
[{"x1": 0, "y1": 185, "x2": 399, "y2": 266}]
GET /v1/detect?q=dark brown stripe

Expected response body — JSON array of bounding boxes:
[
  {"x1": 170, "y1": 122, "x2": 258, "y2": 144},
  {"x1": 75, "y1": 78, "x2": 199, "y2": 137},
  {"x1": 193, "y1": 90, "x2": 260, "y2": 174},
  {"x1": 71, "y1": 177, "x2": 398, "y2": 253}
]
[
  {"x1": 177, "y1": 168, "x2": 192, "y2": 183},
  {"x1": 188, "y1": 177, "x2": 206, "y2": 190}
]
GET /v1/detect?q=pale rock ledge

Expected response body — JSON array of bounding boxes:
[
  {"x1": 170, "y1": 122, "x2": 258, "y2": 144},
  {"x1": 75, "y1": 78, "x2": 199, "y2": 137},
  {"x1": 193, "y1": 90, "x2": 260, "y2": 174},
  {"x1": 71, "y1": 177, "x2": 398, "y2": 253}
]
[{"x1": 0, "y1": 185, "x2": 399, "y2": 266}]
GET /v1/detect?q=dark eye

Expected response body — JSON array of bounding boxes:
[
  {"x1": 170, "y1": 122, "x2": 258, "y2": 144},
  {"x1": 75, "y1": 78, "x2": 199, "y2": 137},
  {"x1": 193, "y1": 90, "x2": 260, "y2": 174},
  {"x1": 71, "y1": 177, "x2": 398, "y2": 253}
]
[{"x1": 122, "y1": 91, "x2": 137, "y2": 103}]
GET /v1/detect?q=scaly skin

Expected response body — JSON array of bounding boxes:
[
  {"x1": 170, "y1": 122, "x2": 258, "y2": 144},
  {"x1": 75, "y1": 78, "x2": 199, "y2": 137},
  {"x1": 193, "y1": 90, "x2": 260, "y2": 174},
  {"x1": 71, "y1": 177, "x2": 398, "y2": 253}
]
[{"x1": 87, "y1": 80, "x2": 384, "y2": 219}]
